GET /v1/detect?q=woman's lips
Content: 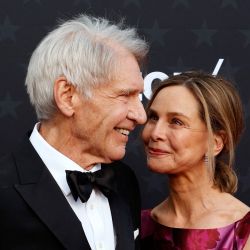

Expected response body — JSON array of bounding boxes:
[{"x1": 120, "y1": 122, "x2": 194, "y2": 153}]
[{"x1": 148, "y1": 147, "x2": 170, "y2": 156}]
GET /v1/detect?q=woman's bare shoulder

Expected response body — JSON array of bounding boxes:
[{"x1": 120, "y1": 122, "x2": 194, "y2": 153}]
[
  {"x1": 208, "y1": 193, "x2": 250, "y2": 228},
  {"x1": 225, "y1": 194, "x2": 250, "y2": 220}
]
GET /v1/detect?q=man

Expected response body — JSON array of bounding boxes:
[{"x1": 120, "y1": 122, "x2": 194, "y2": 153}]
[{"x1": 0, "y1": 14, "x2": 148, "y2": 250}]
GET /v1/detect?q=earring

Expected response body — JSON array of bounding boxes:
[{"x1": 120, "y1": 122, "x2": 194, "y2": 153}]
[{"x1": 204, "y1": 154, "x2": 208, "y2": 164}]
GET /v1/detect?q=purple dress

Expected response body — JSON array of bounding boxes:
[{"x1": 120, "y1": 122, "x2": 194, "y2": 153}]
[{"x1": 141, "y1": 210, "x2": 250, "y2": 250}]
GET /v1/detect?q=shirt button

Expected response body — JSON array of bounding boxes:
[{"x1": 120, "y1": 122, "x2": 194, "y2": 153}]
[
  {"x1": 90, "y1": 204, "x2": 94, "y2": 210},
  {"x1": 98, "y1": 242, "x2": 103, "y2": 249}
]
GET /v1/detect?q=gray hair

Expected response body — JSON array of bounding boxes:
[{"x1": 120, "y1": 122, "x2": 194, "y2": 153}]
[{"x1": 25, "y1": 14, "x2": 149, "y2": 120}]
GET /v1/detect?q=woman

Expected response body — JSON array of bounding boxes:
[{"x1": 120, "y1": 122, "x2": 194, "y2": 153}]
[{"x1": 141, "y1": 71, "x2": 250, "y2": 249}]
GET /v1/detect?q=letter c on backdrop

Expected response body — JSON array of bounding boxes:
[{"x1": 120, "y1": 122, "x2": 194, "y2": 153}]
[{"x1": 141, "y1": 71, "x2": 168, "y2": 101}]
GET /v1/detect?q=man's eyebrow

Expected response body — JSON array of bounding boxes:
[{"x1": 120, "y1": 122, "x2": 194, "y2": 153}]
[{"x1": 118, "y1": 89, "x2": 139, "y2": 95}]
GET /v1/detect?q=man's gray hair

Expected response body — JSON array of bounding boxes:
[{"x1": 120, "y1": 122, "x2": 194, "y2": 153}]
[{"x1": 25, "y1": 14, "x2": 149, "y2": 120}]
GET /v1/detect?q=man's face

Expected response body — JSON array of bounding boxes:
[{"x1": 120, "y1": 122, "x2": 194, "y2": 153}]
[{"x1": 71, "y1": 52, "x2": 146, "y2": 166}]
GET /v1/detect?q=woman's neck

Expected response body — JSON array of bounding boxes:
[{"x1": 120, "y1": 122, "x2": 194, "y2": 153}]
[
  {"x1": 152, "y1": 170, "x2": 223, "y2": 228},
  {"x1": 169, "y1": 178, "x2": 220, "y2": 221}
]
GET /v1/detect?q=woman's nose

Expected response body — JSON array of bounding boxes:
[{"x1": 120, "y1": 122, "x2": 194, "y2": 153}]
[{"x1": 150, "y1": 121, "x2": 168, "y2": 141}]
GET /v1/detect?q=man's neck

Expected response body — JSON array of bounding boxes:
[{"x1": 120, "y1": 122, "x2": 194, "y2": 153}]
[{"x1": 39, "y1": 120, "x2": 105, "y2": 170}]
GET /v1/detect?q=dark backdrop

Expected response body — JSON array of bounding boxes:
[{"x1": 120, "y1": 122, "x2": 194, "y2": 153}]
[{"x1": 0, "y1": 0, "x2": 250, "y2": 208}]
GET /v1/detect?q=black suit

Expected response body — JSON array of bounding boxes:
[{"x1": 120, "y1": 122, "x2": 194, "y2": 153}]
[{"x1": 0, "y1": 135, "x2": 141, "y2": 250}]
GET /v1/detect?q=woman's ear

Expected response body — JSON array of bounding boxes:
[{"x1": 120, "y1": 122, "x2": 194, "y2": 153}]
[
  {"x1": 213, "y1": 131, "x2": 226, "y2": 156},
  {"x1": 53, "y1": 77, "x2": 76, "y2": 117}
]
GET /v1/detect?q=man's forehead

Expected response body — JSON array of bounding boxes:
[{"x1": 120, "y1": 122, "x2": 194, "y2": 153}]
[{"x1": 113, "y1": 82, "x2": 144, "y2": 93}]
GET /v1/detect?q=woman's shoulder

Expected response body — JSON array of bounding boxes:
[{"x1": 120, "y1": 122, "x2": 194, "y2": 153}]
[
  {"x1": 232, "y1": 211, "x2": 250, "y2": 250},
  {"x1": 226, "y1": 195, "x2": 250, "y2": 222},
  {"x1": 141, "y1": 209, "x2": 160, "y2": 238},
  {"x1": 141, "y1": 209, "x2": 152, "y2": 218},
  {"x1": 209, "y1": 193, "x2": 249, "y2": 226},
  {"x1": 235, "y1": 210, "x2": 250, "y2": 237}
]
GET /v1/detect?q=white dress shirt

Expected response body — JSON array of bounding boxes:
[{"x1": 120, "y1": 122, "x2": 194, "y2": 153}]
[{"x1": 29, "y1": 123, "x2": 116, "y2": 250}]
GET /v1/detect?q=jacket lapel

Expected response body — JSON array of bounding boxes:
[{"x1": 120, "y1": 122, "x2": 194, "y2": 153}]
[
  {"x1": 13, "y1": 137, "x2": 91, "y2": 250},
  {"x1": 109, "y1": 192, "x2": 135, "y2": 250}
]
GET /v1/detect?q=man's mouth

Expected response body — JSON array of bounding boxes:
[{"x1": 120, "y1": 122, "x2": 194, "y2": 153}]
[{"x1": 115, "y1": 128, "x2": 130, "y2": 136}]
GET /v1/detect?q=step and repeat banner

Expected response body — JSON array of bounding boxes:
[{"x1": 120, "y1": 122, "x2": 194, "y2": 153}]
[{"x1": 0, "y1": 0, "x2": 250, "y2": 208}]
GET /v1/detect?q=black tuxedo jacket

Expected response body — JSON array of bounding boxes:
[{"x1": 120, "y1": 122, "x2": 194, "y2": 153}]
[{"x1": 0, "y1": 135, "x2": 141, "y2": 250}]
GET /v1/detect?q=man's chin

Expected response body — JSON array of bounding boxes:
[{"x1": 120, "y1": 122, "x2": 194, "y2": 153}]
[{"x1": 109, "y1": 148, "x2": 126, "y2": 161}]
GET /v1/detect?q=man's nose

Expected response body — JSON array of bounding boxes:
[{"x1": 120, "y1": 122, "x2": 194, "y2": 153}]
[{"x1": 128, "y1": 97, "x2": 147, "y2": 124}]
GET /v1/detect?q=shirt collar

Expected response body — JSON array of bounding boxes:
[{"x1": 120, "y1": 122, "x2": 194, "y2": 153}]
[{"x1": 29, "y1": 123, "x2": 101, "y2": 197}]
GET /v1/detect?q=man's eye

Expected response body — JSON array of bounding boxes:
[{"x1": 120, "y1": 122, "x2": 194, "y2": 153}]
[
  {"x1": 119, "y1": 90, "x2": 131, "y2": 97},
  {"x1": 118, "y1": 94, "x2": 128, "y2": 98}
]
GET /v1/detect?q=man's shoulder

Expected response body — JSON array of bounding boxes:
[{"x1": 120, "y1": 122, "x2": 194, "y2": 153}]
[
  {"x1": 106, "y1": 160, "x2": 140, "y2": 197},
  {"x1": 107, "y1": 161, "x2": 141, "y2": 229},
  {"x1": 0, "y1": 152, "x2": 19, "y2": 186},
  {"x1": 106, "y1": 161, "x2": 137, "y2": 181},
  {"x1": 0, "y1": 133, "x2": 34, "y2": 186},
  {"x1": 107, "y1": 160, "x2": 135, "y2": 172}
]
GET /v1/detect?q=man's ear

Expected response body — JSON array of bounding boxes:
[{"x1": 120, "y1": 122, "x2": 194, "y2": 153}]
[
  {"x1": 54, "y1": 77, "x2": 76, "y2": 117},
  {"x1": 213, "y1": 131, "x2": 226, "y2": 156}
]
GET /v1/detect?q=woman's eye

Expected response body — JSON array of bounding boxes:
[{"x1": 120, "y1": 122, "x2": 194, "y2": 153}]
[{"x1": 171, "y1": 118, "x2": 184, "y2": 126}]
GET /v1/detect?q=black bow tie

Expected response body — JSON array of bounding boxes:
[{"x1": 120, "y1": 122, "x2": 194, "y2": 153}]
[{"x1": 66, "y1": 166, "x2": 116, "y2": 203}]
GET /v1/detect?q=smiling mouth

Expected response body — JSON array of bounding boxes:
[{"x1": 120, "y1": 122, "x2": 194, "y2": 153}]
[
  {"x1": 148, "y1": 147, "x2": 170, "y2": 156},
  {"x1": 115, "y1": 128, "x2": 130, "y2": 136}
]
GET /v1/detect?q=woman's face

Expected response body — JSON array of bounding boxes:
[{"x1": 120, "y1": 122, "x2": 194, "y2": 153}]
[{"x1": 142, "y1": 85, "x2": 209, "y2": 174}]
